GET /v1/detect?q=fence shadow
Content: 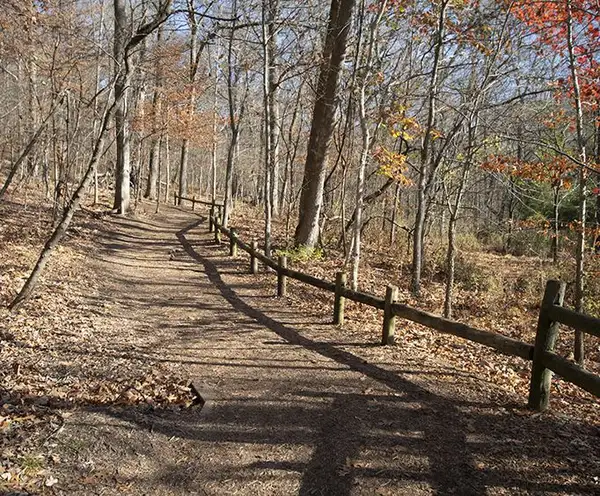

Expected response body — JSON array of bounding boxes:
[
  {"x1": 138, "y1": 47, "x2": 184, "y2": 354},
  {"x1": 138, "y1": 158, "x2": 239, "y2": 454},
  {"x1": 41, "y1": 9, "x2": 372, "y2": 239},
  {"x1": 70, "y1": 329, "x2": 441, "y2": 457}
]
[{"x1": 169, "y1": 219, "x2": 599, "y2": 496}]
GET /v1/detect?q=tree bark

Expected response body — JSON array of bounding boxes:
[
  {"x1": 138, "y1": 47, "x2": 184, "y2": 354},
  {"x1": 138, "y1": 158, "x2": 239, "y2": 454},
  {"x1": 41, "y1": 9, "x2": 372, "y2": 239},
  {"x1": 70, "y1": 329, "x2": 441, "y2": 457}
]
[
  {"x1": 113, "y1": 0, "x2": 131, "y2": 214},
  {"x1": 145, "y1": 25, "x2": 164, "y2": 200},
  {"x1": 566, "y1": 0, "x2": 587, "y2": 366},
  {"x1": 262, "y1": 0, "x2": 274, "y2": 256},
  {"x1": 350, "y1": 0, "x2": 386, "y2": 290},
  {"x1": 411, "y1": 0, "x2": 448, "y2": 296},
  {"x1": 294, "y1": 0, "x2": 356, "y2": 248}
]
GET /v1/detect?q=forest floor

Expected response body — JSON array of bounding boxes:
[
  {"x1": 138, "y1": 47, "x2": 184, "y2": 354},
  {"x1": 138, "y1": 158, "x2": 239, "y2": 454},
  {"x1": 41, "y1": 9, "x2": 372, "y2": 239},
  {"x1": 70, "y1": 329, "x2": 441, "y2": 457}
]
[{"x1": 1, "y1": 195, "x2": 599, "y2": 495}]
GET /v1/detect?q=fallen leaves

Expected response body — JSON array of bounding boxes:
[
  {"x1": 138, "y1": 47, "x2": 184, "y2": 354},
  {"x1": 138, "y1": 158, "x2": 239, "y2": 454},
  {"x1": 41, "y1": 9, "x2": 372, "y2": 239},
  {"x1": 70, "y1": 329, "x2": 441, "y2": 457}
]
[
  {"x1": 228, "y1": 204, "x2": 600, "y2": 424},
  {"x1": 0, "y1": 197, "x2": 197, "y2": 493}
]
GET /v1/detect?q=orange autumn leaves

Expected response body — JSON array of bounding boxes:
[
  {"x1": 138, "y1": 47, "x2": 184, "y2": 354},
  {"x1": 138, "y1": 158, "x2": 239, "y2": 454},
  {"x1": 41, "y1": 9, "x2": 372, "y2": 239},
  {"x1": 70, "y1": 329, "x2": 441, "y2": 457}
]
[
  {"x1": 481, "y1": 154, "x2": 577, "y2": 188},
  {"x1": 509, "y1": 0, "x2": 600, "y2": 110}
]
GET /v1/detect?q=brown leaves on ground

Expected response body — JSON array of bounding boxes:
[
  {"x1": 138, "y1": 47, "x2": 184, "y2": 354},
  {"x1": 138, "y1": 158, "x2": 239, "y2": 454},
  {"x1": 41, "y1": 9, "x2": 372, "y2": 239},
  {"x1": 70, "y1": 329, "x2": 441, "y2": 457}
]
[
  {"x1": 0, "y1": 194, "x2": 195, "y2": 494},
  {"x1": 228, "y1": 204, "x2": 599, "y2": 424}
]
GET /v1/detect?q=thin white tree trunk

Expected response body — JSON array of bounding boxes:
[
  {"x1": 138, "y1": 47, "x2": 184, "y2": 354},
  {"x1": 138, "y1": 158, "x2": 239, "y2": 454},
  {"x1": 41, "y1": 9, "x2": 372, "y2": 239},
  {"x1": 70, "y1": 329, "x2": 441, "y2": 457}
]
[
  {"x1": 350, "y1": 0, "x2": 386, "y2": 290},
  {"x1": 566, "y1": 0, "x2": 588, "y2": 365}
]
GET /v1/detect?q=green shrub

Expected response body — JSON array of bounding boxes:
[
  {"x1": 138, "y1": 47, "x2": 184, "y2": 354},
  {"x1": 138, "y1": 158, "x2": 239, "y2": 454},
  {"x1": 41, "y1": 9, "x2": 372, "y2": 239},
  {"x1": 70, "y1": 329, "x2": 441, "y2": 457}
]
[{"x1": 276, "y1": 245, "x2": 323, "y2": 262}]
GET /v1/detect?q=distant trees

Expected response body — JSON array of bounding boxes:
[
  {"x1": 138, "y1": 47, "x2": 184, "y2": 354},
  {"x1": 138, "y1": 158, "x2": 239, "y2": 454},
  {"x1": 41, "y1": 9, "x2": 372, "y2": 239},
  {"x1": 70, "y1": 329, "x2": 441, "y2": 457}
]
[
  {"x1": 9, "y1": 0, "x2": 173, "y2": 308},
  {"x1": 2, "y1": 0, "x2": 600, "y2": 332}
]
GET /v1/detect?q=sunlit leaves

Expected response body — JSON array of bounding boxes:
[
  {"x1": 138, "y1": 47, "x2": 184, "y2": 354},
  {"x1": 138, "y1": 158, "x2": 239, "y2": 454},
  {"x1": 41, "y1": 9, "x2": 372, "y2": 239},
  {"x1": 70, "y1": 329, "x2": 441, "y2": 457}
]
[
  {"x1": 481, "y1": 154, "x2": 577, "y2": 188},
  {"x1": 373, "y1": 146, "x2": 412, "y2": 184},
  {"x1": 382, "y1": 103, "x2": 421, "y2": 141}
]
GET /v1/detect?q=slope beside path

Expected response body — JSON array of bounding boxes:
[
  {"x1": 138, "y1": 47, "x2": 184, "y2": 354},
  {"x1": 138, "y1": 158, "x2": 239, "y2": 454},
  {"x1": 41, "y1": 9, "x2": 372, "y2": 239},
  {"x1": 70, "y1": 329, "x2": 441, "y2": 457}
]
[{"x1": 43, "y1": 205, "x2": 599, "y2": 495}]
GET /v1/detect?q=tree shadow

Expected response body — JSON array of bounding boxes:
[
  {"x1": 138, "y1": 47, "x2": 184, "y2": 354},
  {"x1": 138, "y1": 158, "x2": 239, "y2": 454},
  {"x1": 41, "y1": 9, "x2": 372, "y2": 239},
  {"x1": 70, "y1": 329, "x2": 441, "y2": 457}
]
[
  {"x1": 10, "y1": 211, "x2": 595, "y2": 495},
  {"x1": 167, "y1": 220, "x2": 600, "y2": 495}
]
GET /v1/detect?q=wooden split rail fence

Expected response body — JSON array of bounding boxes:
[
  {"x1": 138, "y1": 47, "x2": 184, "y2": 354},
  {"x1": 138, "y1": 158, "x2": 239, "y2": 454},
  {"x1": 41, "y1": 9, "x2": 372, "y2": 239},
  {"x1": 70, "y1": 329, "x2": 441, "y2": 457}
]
[
  {"x1": 181, "y1": 200, "x2": 600, "y2": 411},
  {"x1": 174, "y1": 193, "x2": 224, "y2": 218}
]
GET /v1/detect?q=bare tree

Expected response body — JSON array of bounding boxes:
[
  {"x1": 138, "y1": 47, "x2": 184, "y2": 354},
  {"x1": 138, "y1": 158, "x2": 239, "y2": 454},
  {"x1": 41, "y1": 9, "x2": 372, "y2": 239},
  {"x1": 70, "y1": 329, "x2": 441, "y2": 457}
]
[
  {"x1": 9, "y1": 1, "x2": 173, "y2": 309},
  {"x1": 294, "y1": 0, "x2": 356, "y2": 248}
]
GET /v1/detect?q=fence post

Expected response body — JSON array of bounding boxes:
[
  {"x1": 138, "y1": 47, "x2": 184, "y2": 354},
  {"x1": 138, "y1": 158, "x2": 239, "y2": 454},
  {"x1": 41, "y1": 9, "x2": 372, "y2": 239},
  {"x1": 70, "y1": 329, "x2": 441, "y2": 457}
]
[
  {"x1": 333, "y1": 272, "x2": 347, "y2": 325},
  {"x1": 230, "y1": 229, "x2": 238, "y2": 257},
  {"x1": 528, "y1": 280, "x2": 566, "y2": 411},
  {"x1": 250, "y1": 241, "x2": 258, "y2": 274},
  {"x1": 192, "y1": 195, "x2": 196, "y2": 211},
  {"x1": 382, "y1": 285, "x2": 398, "y2": 345},
  {"x1": 277, "y1": 255, "x2": 287, "y2": 297},
  {"x1": 214, "y1": 216, "x2": 221, "y2": 245},
  {"x1": 209, "y1": 201, "x2": 215, "y2": 232}
]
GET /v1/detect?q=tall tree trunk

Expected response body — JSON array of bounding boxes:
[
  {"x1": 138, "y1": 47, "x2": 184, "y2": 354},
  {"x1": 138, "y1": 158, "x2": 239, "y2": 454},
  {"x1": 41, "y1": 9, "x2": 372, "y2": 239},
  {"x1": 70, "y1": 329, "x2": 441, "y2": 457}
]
[
  {"x1": 211, "y1": 65, "x2": 218, "y2": 202},
  {"x1": 113, "y1": 0, "x2": 131, "y2": 214},
  {"x1": 165, "y1": 134, "x2": 171, "y2": 202},
  {"x1": 222, "y1": 0, "x2": 247, "y2": 227},
  {"x1": 178, "y1": 1, "x2": 200, "y2": 204},
  {"x1": 178, "y1": 139, "x2": 189, "y2": 202},
  {"x1": 294, "y1": 0, "x2": 356, "y2": 248},
  {"x1": 390, "y1": 183, "x2": 400, "y2": 245},
  {"x1": 443, "y1": 214, "x2": 457, "y2": 318},
  {"x1": 92, "y1": 0, "x2": 106, "y2": 205},
  {"x1": 411, "y1": 0, "x2": 447, "y2": 296},
  {"x1": 267, "y1": 2, "x2": 280, "y2": 217},
  {"x1": 146, "y1": 138, "x2": 160, "y2": 199},
  {"x1": 567, "y1": 0, "x2": 588, "y2": 366},
  {"x1": 552, "y1": 185, "x2": 560, "y2": 263},
  {"x1": 262, "y1": 0, "x2": 274, "y2": 256},
  {"x1": 350, "y1": 0, "x2": 386, "y2": 290},
  {"x1": 145, "y1": 25, "x2": 164, "y2": 200}
]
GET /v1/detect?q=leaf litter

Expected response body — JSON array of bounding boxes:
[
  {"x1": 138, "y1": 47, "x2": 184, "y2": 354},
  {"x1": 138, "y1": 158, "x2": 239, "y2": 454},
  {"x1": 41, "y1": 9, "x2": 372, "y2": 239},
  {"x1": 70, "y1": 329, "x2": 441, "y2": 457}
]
[{"x1": 0, "y1": 196, "x2": 196, "y2": 494}]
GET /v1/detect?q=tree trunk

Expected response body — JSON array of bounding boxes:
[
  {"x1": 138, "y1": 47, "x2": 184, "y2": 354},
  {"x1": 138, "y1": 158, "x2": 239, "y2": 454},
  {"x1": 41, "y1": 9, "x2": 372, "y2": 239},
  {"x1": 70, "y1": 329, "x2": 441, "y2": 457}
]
[
  {"x1": 552, "y1": 185, "x2": 560, "y2": 263},
  {"x1": 443, "y1": 214, "x2": 457, "y2": 318},
  {"x1": 113, "y1": 0, "x2": 131, "y2": 214},
  {"x1": 165, "y1": 134, "x2": 171, "y2": 202},
  {"x1": 411, "y1": 0, "x2": 447, "y2": 297},
  {"x1": 350, "y1": 0, "x2": 386, "y2": 290},
  {"x1": 566, "y1": 0, "x2": 587, "y2": 366},
  {"x1": 146, "y1": 138, "x2": 160, "y2": 199},
  {"x1": 390, "y1": 183, "x2": 400, "y2": 245},
  {"x1": 178, "y1": 139, "x2": 189, "y2": 202},
  {"x1": 267, "y1": 3, "x2": 280, "y2": 217},
  {"x1": 262, "y1": 0, "x2": 274, "y2": 256},
  {"x1": 144, "y1": 25, "x2": 164, "y2": 200},
  {"x1": 211, "y1": 66, "x2": 218, "y2": 202},
  {"x1": 294, "y1": 0, "x2": 356, "y2": 248},
  {"x1": 92, "y1": 0, "x2": 105, "y2": 205}
]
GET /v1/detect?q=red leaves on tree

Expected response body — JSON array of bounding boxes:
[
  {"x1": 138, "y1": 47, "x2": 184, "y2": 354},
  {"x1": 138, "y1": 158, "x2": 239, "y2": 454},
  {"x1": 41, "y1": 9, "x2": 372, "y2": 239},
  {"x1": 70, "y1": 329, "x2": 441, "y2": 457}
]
[
  {"x1": 508, "y1": 0, "x2": 600, "y2": 109},
  {"x1": 481, "y1": 154, "x2": 576, "y2": 188}
]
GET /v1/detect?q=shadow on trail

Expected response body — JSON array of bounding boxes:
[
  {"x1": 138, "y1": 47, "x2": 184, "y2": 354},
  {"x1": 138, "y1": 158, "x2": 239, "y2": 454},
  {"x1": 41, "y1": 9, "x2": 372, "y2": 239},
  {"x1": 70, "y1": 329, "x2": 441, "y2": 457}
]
[
  {"x1": 48, "y1": 211, "x2": 597, "y2": 495},
  {"x1": 175, "y1": 220, "x2": 478, "y2": 494},
  {"x1": 168, "y1": 219, "x2": 599, "y2": 496}
]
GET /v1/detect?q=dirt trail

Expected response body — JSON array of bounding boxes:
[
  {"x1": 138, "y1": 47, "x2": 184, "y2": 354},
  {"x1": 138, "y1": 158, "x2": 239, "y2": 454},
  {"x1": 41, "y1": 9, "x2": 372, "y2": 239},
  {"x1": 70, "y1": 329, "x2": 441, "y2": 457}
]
[{"x1": 53, "y1": 205, "x2": 599, "y2": 496}]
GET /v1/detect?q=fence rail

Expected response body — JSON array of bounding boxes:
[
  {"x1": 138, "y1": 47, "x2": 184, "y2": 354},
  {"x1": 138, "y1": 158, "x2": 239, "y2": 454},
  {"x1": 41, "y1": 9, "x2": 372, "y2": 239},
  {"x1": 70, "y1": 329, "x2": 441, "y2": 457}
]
[
  {"x1": 174, "y1": 193, "x2": 224, "y2": 210},
  {"x1": 190, "y1": 205, "x2": 599, "y2": 411},
  {"x1": 528, "y1": 280, "x2": 600, "y2": 409}
]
